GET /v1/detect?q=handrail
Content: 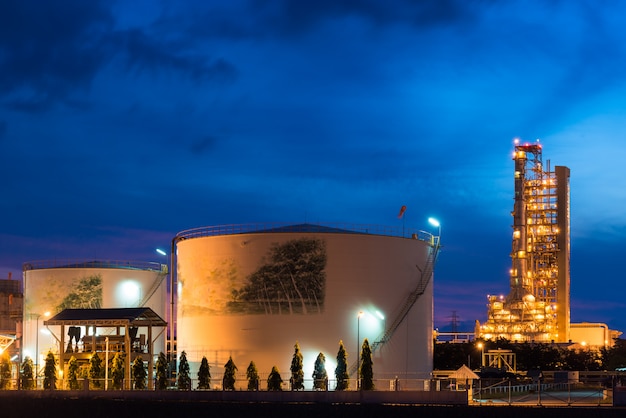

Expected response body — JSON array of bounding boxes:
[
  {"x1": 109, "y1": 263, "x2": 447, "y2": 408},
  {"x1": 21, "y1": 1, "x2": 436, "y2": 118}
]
[
  {"x1": 176, "y1": 222, "x2": 433, "y2": 242},
  {"x1": 350, "y1": 239, "x2": 441, "y2": 377},
  {"x1": 22, "y1": 260, "x2": 167, "y2": 272},
  {"x1": 372, "y1": 244, "x2": 438, "y2": 348},
  {"x1": 138, "y1": 269, "x2": 169, "y2": 307}
]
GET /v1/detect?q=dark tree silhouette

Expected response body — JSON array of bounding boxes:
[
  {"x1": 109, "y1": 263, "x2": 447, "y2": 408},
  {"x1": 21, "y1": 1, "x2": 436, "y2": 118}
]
[
  {"x1": 20, "y1": 356, "x2": 35, "y2": 390},
  {"x1": 197, "y1": 356, "x2": 211, "y2": 390},
  {"x1": 312, "y1": 352, "x2": 328, "y2": 390},
  {"x1": 433, "y1": 341, "x2": 478, "y2": 370},
  {"x1": 67, "y1": 356, "x2": 80, "y2": 390},
  {"x1": 234, "y1": 238, "x2": 326, "y2": 314},
  {"x1": 602, "y1": 338, "x2": 626, "y2": 370},
  {"x1": 155, "y1": 352, "x2": 168, "y2": 390},
  {"x1": 132, "y1": 356, "x2": 147, "y2": 390},
  {"x1": 246, "y1": 361, "x2": 259, "y2": 391},
  {"x1": 111, "y1": 353, "x2": 125, "y2": 390},
  {"x1": 89, "y1": 352, "x2": 104, "y2": 388},
  {"x1": 359, "y1": 339, "x2": 374, "y2": 390},
  {"x1": 177, "y1": 351, "x2": 191, "y2": 390},
  {"x1": 562, "y1": 348, "x2": 602, "y2": 371},
  {"x1": 434, "y1": 338, "x2": 612, "y2": 372},
  {"x1": 43, "y1": 350, "x2": 57, "y2": 390},
  {"x1": 267, "y1": 366, "x2": 283, "y2": 391},
  {"x1": 335, "y1": 340, "x2": 349, "y2": 391},
  {"x1": 223, "y1": 356, "x2": 237, "y2": 390},
  {"x1": 290, "y1": 341, "x2": 304, "y2": 390}
]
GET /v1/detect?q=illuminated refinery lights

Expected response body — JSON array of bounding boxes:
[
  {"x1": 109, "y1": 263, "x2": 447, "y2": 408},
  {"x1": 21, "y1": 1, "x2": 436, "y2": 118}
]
[{"x1": 477, "y1": 141, "x2": 570, "y2": 343}]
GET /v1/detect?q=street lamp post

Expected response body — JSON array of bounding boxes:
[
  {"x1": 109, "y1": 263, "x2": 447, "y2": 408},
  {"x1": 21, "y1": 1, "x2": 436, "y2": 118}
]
[
  {"x1": 156, "y1": 247, "x2": 174, "y2": 382},
  {"x1": 35, "y1": 314, "x2": 40, "y2": 378},
  {"x1": 428, "y1": 217, "x2": 441, "y2": 246},
  {"x1": 357, "y1": 311, "x2": 363, "y2": 389},
  {"x1": 32, "y1": 311, "x2": 50, "y2": 387},
  {"x1": 477, "y1": 342, "x2": 485, "y2": 367}
]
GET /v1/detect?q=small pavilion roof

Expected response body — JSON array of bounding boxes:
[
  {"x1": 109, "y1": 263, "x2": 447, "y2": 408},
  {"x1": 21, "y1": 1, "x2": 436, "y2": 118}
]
[
  {"x1": 44, "y1": 307, "x2": 167, "y2": 327},
  {"x1": 449, "y1": 365, "x2": 480, "y2": 380}
]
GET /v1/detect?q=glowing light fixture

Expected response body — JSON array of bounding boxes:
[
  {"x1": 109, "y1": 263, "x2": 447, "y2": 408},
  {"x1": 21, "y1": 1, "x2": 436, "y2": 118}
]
[
  {"x1": 117, "y1": 280, "x2": 141, "y2": 306},
  {"x1": 428, "y1": 217, "x2": 441, "y2": 246},
  {"x1": 477, "y1": 342, "x2": 485, "y2": 367},
  {"x1": 156, "y1": 248, "x2": 167, "y2": 256},
  {"x1": 357, "y1": 310, "x2": 363, "y2": 389}
]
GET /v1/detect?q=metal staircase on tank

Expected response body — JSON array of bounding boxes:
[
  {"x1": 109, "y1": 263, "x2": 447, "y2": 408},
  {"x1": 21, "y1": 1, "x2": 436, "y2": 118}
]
[
  {"x1": 348, "y1": 238, "x2": 441, "y2": 378},
  {"x1": 138, "y1": 265, "x2": 168, "y2": 307}
]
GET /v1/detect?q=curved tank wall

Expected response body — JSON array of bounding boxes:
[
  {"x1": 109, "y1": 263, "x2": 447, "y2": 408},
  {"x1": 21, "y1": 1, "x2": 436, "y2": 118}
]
[
  {"x1": 176, "y1": 224, "x2": 435, "y2": 388},
  {"x1": 22, "y1": 260, "x2": 167, "y2": 366}
]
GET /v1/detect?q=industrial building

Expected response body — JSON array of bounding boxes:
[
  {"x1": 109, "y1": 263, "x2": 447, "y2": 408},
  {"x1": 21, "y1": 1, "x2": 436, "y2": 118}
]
[
  {"x1": 476, "y1": 141, "x2": 619, "y2": 346},
  {"x1": 174, "y1": 223, "x2": 439, "y2": 389},
  {"x1": 0, "y1": 273, "x2": 22, "y2": 360}
]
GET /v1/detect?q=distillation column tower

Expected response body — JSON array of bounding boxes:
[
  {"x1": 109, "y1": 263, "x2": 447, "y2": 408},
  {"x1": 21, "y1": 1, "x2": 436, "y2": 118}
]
[{"x1": 477, "y1": 141, "x2": 570, "y2": 343}]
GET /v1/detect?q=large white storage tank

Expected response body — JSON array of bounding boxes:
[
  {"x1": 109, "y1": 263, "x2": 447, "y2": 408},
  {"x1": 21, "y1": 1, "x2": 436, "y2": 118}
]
[
  {"x1": 176, "y1": 223, "x2": 436, "y2": 389},
  {"x1": 22, "y1": 260, "x2": 168, "y2": 367}
]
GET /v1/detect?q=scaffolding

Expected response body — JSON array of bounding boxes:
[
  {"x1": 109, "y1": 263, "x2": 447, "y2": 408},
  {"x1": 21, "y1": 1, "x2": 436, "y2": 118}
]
[{"x1": 478, "y1": 141, "x2": 570, "y2": 343}]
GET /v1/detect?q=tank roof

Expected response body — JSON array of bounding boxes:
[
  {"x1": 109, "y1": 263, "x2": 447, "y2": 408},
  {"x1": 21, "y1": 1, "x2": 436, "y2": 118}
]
[
  {"x1": 22, "y1": 259, "x2": 165, "y2": 272},
  {"x1": 176, "y1": 222, "x2": 434, "y2": 242},
  {"x1": 256, "y1": 223, "x2": 362, "y2": 234}
]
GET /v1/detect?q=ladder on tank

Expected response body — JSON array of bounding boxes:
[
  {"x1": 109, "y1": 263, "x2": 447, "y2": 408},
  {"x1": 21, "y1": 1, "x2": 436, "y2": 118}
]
[
  {"x1": 138, "y1": 265, "x2": 168, "y2": 307},
  {"x1": 348, "y1": 238, "x2": 441, "y2": 378}
]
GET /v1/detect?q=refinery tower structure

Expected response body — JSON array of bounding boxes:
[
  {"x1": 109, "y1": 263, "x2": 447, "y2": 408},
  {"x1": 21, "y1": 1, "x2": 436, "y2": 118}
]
[{"x1": 477, "y1": 141, "x2": 571, "y2": 343}]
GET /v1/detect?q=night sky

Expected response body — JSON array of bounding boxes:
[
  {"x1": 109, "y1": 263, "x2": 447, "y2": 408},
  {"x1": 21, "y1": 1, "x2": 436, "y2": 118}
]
[{"x1": 1, "y1": 1, "x2": 625, "y2": 334}]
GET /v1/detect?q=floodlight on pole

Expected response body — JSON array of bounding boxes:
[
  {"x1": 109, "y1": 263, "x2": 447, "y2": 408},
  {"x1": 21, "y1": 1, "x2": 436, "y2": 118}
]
[
  {"x1": 357, "y1": 311, "x2": 363, "y2": 390},
  {"x1": 477, "y1": 342, "x2": 485, "y2": 367},
  {"x1": 33, "y1": 311, "x2": 50, "y2": 384},
  {"x1": 428, "y1": 217, "x2": 440, "y2": 232},
  {"x1": 156, "y1": 244, "x2": 174, "y2": 378},
  {"x1": 428, "y1": 217, "x2": 441, "y2": 247}
]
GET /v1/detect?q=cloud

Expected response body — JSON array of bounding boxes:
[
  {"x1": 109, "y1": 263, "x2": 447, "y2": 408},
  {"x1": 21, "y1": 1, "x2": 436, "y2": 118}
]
[
  {"x1": 115, "y1": 29, "x2": 238, "y2": 83},
  {"x1": 257, "y1": 0, "x2": 479, "y2": 35},
  {"x1": 0, "y1": 0, "x2": 114, "y2": 111},
  {"x1": 178, "y1": 0, "x2": 478, "y2": 43},
  {"x1": 0, "y1": 1, "x2": 238, "y2": 112}
]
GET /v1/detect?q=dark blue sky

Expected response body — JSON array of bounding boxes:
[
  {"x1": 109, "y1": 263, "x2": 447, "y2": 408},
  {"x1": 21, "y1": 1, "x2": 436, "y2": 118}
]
[{"x1": 1, "y1": 0, "x2": 625, "y2": 334}]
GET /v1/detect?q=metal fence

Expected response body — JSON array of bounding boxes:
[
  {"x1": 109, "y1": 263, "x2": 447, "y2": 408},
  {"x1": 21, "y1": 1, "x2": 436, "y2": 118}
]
[
  {"x1": 473, "y1": 381, "x2": 614, "y2": 406},
  {"x1": 1, "y1": 376, "x2": 434, "y2": 392},
  {"x1": 3, "y1": 377, "x2": 620, "y2": 406}
]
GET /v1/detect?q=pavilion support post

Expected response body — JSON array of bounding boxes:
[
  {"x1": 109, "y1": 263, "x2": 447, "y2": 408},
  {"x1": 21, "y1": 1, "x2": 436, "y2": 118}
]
[
  {"x1": 90, "y1": 327, "x2": 96, "y2": 353},
  {"x1": 125, "y1": 324, "x2": 131, "y2": 390},
  {"x1": 147, "y1": 324, "x2": 154, "y2": 390},
  {"x1": 59, "y1": 325, "x2": 66, "y2": 390}
]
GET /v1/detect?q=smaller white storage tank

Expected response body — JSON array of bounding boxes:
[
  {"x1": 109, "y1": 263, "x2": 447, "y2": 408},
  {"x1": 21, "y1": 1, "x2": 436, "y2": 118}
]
[{"x1": 22, "y1": 260, "x2": 168, "y2": 368}]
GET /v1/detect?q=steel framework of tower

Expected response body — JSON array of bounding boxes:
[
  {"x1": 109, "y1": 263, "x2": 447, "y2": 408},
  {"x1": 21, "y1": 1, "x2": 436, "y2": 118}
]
[{"x1": 477, "y1": 141, "x2": 570, "y2": 343}]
